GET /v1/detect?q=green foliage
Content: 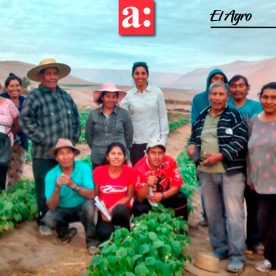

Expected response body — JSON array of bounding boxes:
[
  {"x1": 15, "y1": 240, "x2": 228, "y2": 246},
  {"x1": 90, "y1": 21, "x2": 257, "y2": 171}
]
[
  {"x1": 0, "y1": 179, "x2": 38, "y2": 234},
  {"x1": 177, "y1": 151, "x2": 199, "y2": 212},
  {"x1": 89, "y1": 206, "x2": 190, "y2": 275},
  {"x1": 169, "y1": 118, "x2": 189, "y2": 132}
]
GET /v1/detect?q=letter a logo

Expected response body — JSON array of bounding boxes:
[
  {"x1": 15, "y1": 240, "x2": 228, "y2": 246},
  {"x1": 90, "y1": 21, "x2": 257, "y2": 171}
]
[{"x1": 119, "y1": 0, "x2": 155, "y2": 36}]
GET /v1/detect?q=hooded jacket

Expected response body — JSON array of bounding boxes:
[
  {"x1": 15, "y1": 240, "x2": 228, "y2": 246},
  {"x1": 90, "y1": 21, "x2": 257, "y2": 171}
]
[{"x1": 191, "y1": 69, "x2": 228, "y2": 124}]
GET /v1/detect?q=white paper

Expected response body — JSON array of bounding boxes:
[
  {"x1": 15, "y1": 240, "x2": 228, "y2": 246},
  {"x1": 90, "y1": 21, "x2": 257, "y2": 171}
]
[{"x1": 94, "y1": 196, "x2": 112, "y2": 221}]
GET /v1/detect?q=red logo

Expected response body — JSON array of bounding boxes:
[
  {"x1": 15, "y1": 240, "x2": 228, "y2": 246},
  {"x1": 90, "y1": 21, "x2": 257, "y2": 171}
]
[{"x1": 119, "y1": 0, "x2": 155, "y2": 36}]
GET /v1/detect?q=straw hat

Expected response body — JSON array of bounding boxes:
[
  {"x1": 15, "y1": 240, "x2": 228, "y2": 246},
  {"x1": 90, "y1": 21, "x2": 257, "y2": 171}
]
[
  {"x1": 48, "y1": 138, "x2": 80, "y2": 158},
  {"x1": 93, "y1": 83, "x2": 126, "y2": 104},
  {"x1": 192, "y1": 252, "x2": 220, "y2": 273},
  {"x1": 27, "y1": 58, "x2": 71, "y2": 82}
]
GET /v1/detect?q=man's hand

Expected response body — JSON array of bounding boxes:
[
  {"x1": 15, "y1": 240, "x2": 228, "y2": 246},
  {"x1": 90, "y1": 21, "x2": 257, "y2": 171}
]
[
  {"x1": 147, "y1": 175, "x2": 158, "y2": 188},
  {"x1": 201, "y1": 152, "x2": 223, "y2": 166},
  {"x1": 56, "y1": 174, "x2": 74, "y2": 189},
  {"x1": 147, "y1": 192, "x2": 163, "y2": 203},
  {"x1": 186, "y1": 144, "x2": 196, "y2": 157}
]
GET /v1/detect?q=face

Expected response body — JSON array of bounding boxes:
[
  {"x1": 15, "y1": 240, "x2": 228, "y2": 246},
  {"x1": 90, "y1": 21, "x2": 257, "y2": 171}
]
[
  {"x1": 147, "y1": 147, "x2": 165, "y2": 168},
  {"x1": 102, "y1": 92, "x2": 118, "y2": 109},
  {"x1": 6, "y1": 79, "x2": 22, "y2": 99},
  {"x1": 107, "y1": 146, "x2": 125, "y2": 167},
  {"x1": 260, "y1": 88, "x2": 276, "y2": 115},
  {"x1": 209, "y1": 86, "x2": 228, "y2": 113},
  {"x1": 55, "y1": 148, "x2": 75, "y2": 169},
  {"x1": 132, "y1": 66, "x2": 148, "y2": 88},
  {"x1": 210, "y1": 73, "x2": 225, "y2": 84},
  {"x1": 39, "y1": 67, "x2": 59, "y2": 90},
  {"x1": 230, "y1": 78, "x2": 249, "y2": 101}
]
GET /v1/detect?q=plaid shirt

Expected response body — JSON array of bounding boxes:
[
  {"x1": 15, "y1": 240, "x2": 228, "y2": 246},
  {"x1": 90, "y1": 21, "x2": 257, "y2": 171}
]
[{"x1": 20, "y1": 85, "x2": 80, "y2": 159}]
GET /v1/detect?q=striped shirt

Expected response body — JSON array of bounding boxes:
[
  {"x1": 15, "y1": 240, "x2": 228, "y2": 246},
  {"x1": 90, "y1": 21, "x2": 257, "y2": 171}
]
[
  {"x1": 20, "y1": 85, "x2": 80, "y2": 159},
  {"x1": 188, "y1": 106, "x2": 248, "y2": 172}
]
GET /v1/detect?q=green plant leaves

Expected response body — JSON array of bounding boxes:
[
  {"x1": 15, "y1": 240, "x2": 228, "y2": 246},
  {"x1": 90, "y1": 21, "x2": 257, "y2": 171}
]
[
  {"x1": 0, "y1": 179, "x2": 38, "y2": 234},
  {"x1": 89, "y1": 206, "x2": 190, "y2": 275}
]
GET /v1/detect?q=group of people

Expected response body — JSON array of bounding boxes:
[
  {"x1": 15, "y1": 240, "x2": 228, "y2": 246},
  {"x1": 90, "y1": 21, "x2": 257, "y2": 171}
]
[
  {"x1": 0, "y1": 59, "x2": 275, "y2": 272},
  {"x1": 0, "y1": 58, "x2": 187, "y2": 255},
  {"x1": 188, "y1": 69, "x2": 276, "y2": 273}
]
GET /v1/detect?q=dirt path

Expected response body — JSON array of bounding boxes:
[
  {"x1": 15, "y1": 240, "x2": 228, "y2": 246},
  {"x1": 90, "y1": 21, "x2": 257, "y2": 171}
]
[{"x1": 0, "y1": 124, "x2": 267, "y2": 276}]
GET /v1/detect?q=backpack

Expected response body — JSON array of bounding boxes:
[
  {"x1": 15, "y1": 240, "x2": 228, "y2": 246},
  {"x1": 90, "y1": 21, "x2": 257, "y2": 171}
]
[{"x1": 0, "y1": 128, "x2": 12, "y2": 166}]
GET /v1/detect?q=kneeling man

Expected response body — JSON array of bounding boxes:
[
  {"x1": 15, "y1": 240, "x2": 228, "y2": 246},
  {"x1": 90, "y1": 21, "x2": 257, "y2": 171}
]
[
  {"x1": 133, "y1": 139, "x2": 188, "y2": 220},
  {"x1": 44, "y1": 138, "x2": 97, "y2": 254}
]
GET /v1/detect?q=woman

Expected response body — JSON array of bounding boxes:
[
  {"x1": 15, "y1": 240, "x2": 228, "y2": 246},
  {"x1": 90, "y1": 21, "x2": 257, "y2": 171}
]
[
  {"x1": 86, "y1": 83, "x2": 133, "y2": 169},
  {"x1": 187, "y1": 82, "x2": 248, "y2": 273},
  {"x1": 120, "y1": 62, "x2": 169, "y2": 165},
  {"x1": 93, "y1": 142, "x2": 137, "y2": 241},
  {"x1": 1, "y1": 73, "x2": 28, "y2": 185},
  {"x1": 247, "y1": 82, "x2": 276, "y2": 273},
  {"x1": 0, "y1": 95, "x2": 19, "y2": 189}
]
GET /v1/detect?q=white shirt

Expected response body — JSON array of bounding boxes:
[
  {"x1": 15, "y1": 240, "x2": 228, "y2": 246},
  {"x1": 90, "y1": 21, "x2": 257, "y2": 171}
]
[{"x1": 120, "y1": 84, "x2": 169, "y2": 144}]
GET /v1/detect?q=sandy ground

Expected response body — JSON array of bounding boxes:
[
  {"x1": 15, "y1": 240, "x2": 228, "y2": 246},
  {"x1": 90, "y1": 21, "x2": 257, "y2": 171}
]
[{"x1": 1, "y1": 124, "x2": 270, "y2": 276}]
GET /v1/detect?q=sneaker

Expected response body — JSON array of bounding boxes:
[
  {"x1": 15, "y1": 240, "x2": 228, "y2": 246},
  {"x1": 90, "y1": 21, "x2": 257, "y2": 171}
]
[
  {"x1": 59, "y1": 227, "x2": 77, "y2": 244},
  {"x1": 227, "y1": 259, "x2": 244, "y2": 273},
  {"x1": 256, "y1": 260, "x2": 272, "y2": 273},
  {"x1": 39, "y1": 225, "x2": 53, "y2": 236},
  {"x1": 87, "y1": 241, "x2": 100, "y2": 255},
  {"x1": 198, "y1": 219, "x2": 208, "y2": 227}
]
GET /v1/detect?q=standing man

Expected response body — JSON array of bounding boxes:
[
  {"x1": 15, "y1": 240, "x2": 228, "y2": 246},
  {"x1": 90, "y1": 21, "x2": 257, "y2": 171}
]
[
  {"x1": 191, "y1": 69, "x2": 228, "y2": 226},
  {"x1": 20, "y1": 59, "x2": 80, "y2": 234},
  {"x1": 187, "y1": 82, "x2": 248, "y2": 272},
  {"x1": 228, "y1": 75, "x2": 262, "y2": 254}
]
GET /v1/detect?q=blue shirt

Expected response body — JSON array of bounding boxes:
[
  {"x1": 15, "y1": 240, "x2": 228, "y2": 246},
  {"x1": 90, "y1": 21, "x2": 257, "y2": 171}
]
[
  {"x1": 228, "y1": 98, "x2": 262, "y2": 125},
  {"x1": 45, "y1": 160, "x2": 94, "y2": 208}
]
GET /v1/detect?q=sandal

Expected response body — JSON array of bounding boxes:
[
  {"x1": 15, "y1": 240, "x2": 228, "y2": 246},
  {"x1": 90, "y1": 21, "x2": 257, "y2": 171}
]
[{"x1": 60, "y1": 227, "x2": 77, "y2": 244}]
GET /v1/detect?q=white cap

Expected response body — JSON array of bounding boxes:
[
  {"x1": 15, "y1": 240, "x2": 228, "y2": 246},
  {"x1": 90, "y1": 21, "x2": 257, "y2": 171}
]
[{"x1": 146, "y1": 139, "x2": 166, "y2": 152}]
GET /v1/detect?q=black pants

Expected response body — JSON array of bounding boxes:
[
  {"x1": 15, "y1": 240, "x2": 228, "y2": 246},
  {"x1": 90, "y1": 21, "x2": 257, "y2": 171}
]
[
  {"x1": 130, "y1": 143, "x2": 147, "y2": 166},
  {"x1": 96, "y1": 204, "x2": 132, "y2": 242},
  {"x1": 257, "y1": 194, "x2": 276, "y2": 268},
  {"x1": 133, "y1": 191, "x2": 188, "y2": 220},
  {"x1": 245, "y1": 185, "x2": 260, "y2": 249},
  {"x1": 0, "y1": 164, "x2": 8, "y2": 190},
  {"x1": 44, "y1": 201, "x2": 97, "y2": 247},
  {"x1": 32, "y1": 158, "x2": 58, "y2": 224}
]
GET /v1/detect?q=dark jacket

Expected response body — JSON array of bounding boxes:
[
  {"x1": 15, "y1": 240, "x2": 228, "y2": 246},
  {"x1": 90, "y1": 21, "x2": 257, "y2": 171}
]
[
  {"x1": 191, "y1": 69, "x2": 228, "y2": 124},
  {"x1": 188, "y1": 106, "x2": 248, "y2": 173}
]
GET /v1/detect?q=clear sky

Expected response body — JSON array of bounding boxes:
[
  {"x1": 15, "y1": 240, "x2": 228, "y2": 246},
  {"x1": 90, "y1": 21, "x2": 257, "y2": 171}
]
[{"x1": 0, "y1": 0, "x2": 276, "y2": 73}]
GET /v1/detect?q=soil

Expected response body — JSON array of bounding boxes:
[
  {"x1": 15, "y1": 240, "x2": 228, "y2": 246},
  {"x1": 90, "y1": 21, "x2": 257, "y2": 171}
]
[{"x1": 0, "y1": 123, "x2": 271, "y2": 276}]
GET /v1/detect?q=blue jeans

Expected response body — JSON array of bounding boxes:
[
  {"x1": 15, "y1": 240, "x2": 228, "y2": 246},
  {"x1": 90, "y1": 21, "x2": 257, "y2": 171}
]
[
  {"x1": 198, "y1": 171, "x2": 246, "y2": 262},
  {"x1": 44, "y1": 200, "x2": 97, "y2": 247}
]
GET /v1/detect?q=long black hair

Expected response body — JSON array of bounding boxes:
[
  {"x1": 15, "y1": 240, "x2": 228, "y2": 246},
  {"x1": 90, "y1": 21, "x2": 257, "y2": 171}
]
[{"x1": 102, "y1": 142, "x2": 127, "y2": 165}]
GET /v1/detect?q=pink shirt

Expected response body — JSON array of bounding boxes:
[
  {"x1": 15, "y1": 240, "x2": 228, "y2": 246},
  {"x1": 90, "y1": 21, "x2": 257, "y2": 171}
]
[{"x1": 0, "y1": 98, "x2": 19, "y2": 145}]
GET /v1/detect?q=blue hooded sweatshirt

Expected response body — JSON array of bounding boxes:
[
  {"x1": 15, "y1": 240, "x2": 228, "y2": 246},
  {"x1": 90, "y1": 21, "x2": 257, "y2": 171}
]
[{"x1": 191, "y1": 69, "x2": 228, "y2": 124}]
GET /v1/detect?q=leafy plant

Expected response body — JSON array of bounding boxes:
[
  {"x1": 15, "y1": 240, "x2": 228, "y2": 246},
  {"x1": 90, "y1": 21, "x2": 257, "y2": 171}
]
[
  {"x1": 89, "y1": 206, "x2": 190, "y2": 276},
  {"x1": 0, "y1": 179, "x2": 38, "y2": 234},
  {"x1": 177, "y1": 151, "x2": 199, "y2": 212},
  {"x1": 169, "y1": 118, "x2": 189, "y2": 132}
]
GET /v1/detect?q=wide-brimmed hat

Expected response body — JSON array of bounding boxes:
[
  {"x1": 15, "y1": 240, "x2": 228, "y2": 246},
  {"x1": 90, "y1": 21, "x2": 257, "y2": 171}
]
[
  {"x1": 146, "y1": 138, "x2": 166, "y2": 152},
  {"x1": 185, "y1": 252, "x2": 220, "y2": 275},
  {"x1": 93, "y1": 83, "x2": 126, "y2": 104},
  {"x1": 27, "y1": 58, "x2": 71, "y2": 82},
  {"x1": 48, "y1": 138, "x2": 80, "y2": 158}
]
